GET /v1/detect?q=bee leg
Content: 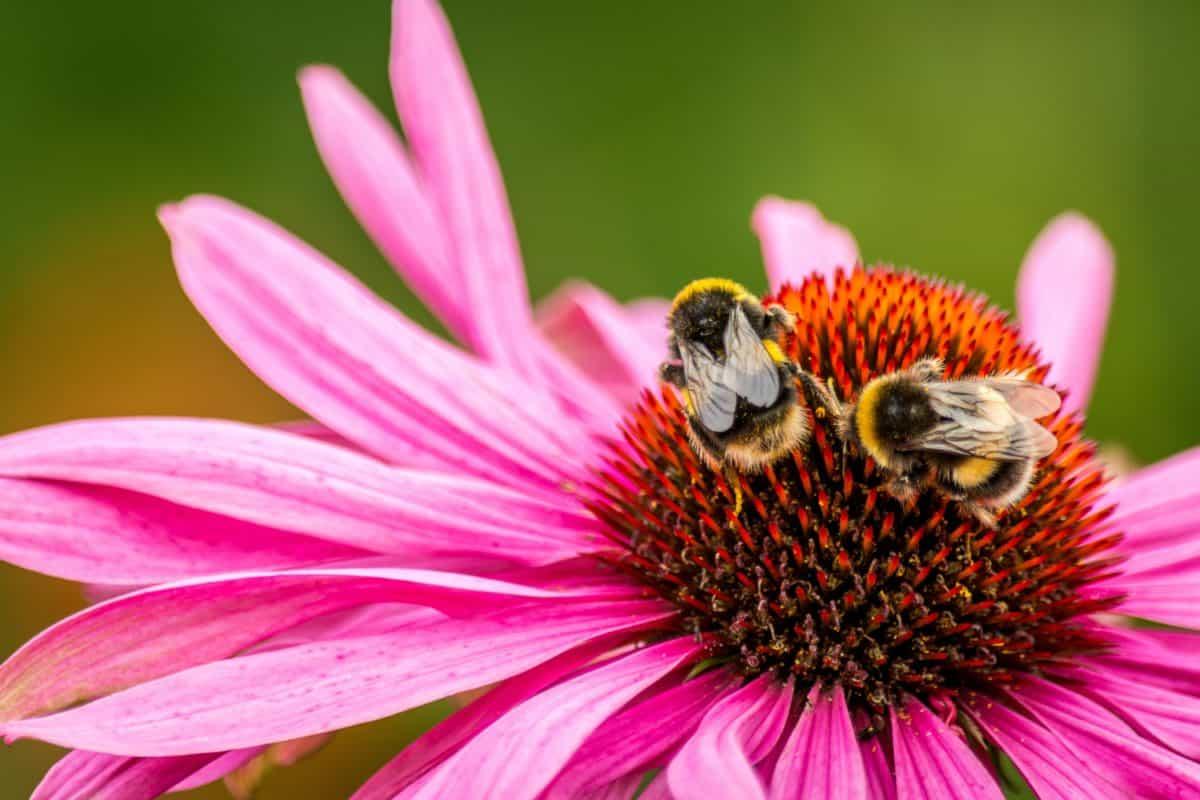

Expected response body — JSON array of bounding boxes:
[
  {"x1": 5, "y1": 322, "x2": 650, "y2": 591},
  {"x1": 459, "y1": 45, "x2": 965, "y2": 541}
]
[
  {"x1": 764, "y1": 305, "x2": 796, "y2": 336},
  {"x1": 959, "y1": 501, "x2": 997, "y2": 529},
  {"x1": 659, "y1": 362, "x2": 685, "y2": 387},
  {"x1": 797, "y1": 369, "x2": 842, "y2": 419},
  {"x1": 905, "y1": 357, "x2": 946, "y2": 382},
  {"x1": 723, "y1": 464, "x2": 744, "y2": 515},
  {"x1": 885, "y1": 473, "x2": 920, "y2": 503}
]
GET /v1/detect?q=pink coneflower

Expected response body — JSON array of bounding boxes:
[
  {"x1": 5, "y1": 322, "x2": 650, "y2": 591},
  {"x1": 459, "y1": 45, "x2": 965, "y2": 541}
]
[{"x1": 1, "y1": 1, "x2": 1197, "y2": 798}]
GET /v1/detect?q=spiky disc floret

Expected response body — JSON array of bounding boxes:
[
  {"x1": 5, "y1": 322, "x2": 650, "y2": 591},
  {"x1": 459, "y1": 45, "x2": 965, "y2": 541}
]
[{"x1": 589, "y1": 266, "x2": 1124, "y2": 726}]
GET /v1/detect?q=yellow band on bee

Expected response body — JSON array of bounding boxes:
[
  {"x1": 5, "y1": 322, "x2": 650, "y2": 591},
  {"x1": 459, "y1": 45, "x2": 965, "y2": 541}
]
[
  {"x1": 671, "y1": 278, "x2": 750, "y2": 309},
  {"x1": 854, "y1": 378, "x2": 887, "y2": 467},
  {"x1": 951, "y1": 457, "x2": 1000, "y2": 489}
]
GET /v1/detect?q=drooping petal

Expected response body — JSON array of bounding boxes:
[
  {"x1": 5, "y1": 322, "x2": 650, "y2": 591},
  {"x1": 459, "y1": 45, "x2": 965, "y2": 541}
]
[
  {"x1": 544, "y1": 667, "x2": 734, "y2": 798},
  {"x1": 0, "y1": 568, "x2": 561, "y2": 722},
  {"x1": 298, "y1": 66, "x2": 470, "y2": 344},
  {"x1": 387, "y1": 0, "x2": 619, "y2": 427},
  {"x1": 1008, "y1": 676, "x2": 1200, "y2": 799},
  {"x1": 351, "y1": 634, "x2": 629, "y2": 800},
  {"x1": 889, "y1": 698, "x2": 1003, "y2": 800},
  {"x1": 0, "y1": 478, "x2": 360, "y2": 585},
  {"x1": 962, "y1": 690, "x2": 1120, "y2": 800},
  {"x1": 4, "y1": 600, "x2": 673, "y2": 756},
  {"x1": 752, "y1": 196, "x2": 859, "y2": 289},
  {"x1": 667, "y1": 675, "x2": 793, "y2": 800},
  {"x1": 160, "y1": 196, "x2": 591, "y2": 487},
  {"x1": 32, "y1": 750, "x2": 219, "y2": 800},
  {"x1": 0, "y1": 417, "x2": 593, "y2": 564},
  {"x1": 1016, "y1": 212, "x2": 1114, "y2": 414},
  {"x1": 401, "y1": 637, "x2": 701, "y2": 800},
  {"x1": 537, "y1": 282, "x2": 666, "y2": 404},
  {"x1": 388, "y1": 0, "x2": 537, "y2": 377},
  {"x1": 769, "y1": 684, "x2": 867, "y2": 800}
]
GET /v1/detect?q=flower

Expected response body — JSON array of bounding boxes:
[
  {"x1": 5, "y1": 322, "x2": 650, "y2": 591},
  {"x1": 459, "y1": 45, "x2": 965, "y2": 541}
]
[{"x1": 0, "y1": 0, "x2": 1197, "y2": 798}]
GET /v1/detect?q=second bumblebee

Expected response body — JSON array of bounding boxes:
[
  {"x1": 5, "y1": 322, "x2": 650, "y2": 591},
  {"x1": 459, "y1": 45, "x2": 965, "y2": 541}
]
[
  {"x1": 838, "y1": 358, "x2": 1061, "y2": 523},
  {"x1": 660, "y1": 278, "x2": 820, "y2": 473}
]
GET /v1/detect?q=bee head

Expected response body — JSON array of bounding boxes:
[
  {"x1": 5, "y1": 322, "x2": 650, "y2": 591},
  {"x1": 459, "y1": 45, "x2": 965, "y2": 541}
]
[{"x1": 669, "y1": 279, "x2": 751, "y2": 356}]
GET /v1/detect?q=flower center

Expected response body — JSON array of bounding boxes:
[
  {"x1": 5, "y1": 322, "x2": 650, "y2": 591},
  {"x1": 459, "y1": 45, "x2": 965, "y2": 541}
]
[{"x1": 590, "y1": 267, "x2": 1124, "y2": 728}]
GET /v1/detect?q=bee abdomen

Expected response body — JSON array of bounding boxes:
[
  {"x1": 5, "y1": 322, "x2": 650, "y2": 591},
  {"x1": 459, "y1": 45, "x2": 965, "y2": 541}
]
[{"x1": 943, "y1": 457, "x2": 1034, "y2": 508}]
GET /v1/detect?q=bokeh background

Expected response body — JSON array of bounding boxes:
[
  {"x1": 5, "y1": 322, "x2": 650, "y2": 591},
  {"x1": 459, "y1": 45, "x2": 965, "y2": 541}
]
[{"x1": 2, "y1": 0, "x2": 1198, "y2": 796}]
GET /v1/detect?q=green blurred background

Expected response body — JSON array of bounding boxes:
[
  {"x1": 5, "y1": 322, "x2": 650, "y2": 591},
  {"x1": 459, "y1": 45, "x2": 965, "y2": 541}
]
[{"x1": 1, "y1": 0, "x2": 1197, "y2": 796}]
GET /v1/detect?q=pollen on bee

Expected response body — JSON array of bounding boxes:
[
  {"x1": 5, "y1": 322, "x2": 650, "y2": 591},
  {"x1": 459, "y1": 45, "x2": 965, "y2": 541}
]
[{"x1": 591, "y1": 265, "x2": 1123, "y2": 724}]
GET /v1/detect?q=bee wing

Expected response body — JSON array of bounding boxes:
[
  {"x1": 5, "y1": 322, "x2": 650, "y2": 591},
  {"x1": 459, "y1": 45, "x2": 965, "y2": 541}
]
[
  {"x1": 979, "y1": 375, "x2": 1062, "y2": 418},
  {"x1": 680, "y1": 340, "x2": 738, "y2": 433},
  {"x1": 721, "y1": 304, "x2": 780, "y2": 408},
  {"x1": 901, "y1": 382, "x2": 1059, "y2": 461}
]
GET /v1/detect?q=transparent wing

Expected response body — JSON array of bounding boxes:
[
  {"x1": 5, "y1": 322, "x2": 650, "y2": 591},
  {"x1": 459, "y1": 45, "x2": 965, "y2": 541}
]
[
  {"x1": 979, "y1": 375, "x2": 1062, "y2": 418},
  {"x1": 900, "y1": 382, "x2": 1058, "y2": 461},
  {"x1": 680, "y1": 340, "x2": 738, "y2": 433},
  {"x1": 721, "y1": 304, "x2": 780, "y2": 408}
]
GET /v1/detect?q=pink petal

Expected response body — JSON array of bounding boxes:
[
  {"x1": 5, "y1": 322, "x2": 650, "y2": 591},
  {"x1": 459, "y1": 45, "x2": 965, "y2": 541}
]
[
  {"x1": 537, "y1": 282, "x2": 667, "y2": 404},
  {"x1": 384, "y1": 0, "x2": 618, "y2": 429},
  {"x1": 0, "y1": 568, "x2": 561, "y2": 722},
  {"x1": 544, "y1": 667, "x2": 735, "y2": 798},
  {"x1": 351, "y1": 635, "x2": 628, "y2": 800},
  {"x1": 402, "y1": 637, "x2": 701, "y2": 800},
  {"x1": 1099, "y1": 572, "x2": 1200, "y2": 630},
  {"x1": 160, "y1": 195, "x2": 591, "y2": 488},
  {"x1": 388, "y1": 0, "x2": 538, "y2": 377},
  {"x1": 667, "y1": 675, "x2": 794, "y2": 800},
  {"x1": 32, "y1": 750, "x2": 219, "y2": 800},
  {"x1": 624, "y1": 297, "x2": 673, "y2": 341},
  {"x1": 273, "y1": 419, "x2": 367, "y2": 454},
  {"x1": 298, "y1": 66, "x2": 470, "y2": 345},
  {"x1": 1090, "y1": 626, "x2": 1200, "y2": 696},
  {"x1": 860, "y1": 734, "x2": 896, "y2": 800},
  {"x1": 890, "y1": 698, "x2": 1003, "y2": 800},
  {"x1": 0, "y1": 477, "x2": 360, "y2": 585},
  {"x1": 1008, "y1": 676, "x2": 1200, "y2": 799},
  {"x1": 1071, "y1": 663, "x2": 1200, "y2": 759},
  {"x1": 1105, "y1": 445, "x2": 1200, "y2": 555},
  {"x1": 1016, "y1": 212, "x2": 1114, "y2": 414},
  {"x1": 0, "y1": 417, "x2": 592, "y2": 565},
  {"x1": 170, "y1": 747, "x2": 264, "y2": 791},
  {"x1": 752, "y1": 196, "x2": 859, "y2": 289},
  {"x1": 769, "y1": 684, "x2": 867, "y2": 800},
  {"x1": 4, "y1": 600, "x2": 673, "y2": 756},
  {"x1": 962, "y1": 691, "x2": 1120, "y2": 800}
]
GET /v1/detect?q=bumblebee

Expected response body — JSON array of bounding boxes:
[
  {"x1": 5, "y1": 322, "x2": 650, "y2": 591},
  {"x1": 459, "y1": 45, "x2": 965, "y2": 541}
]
[
  {"x1": 838, "y1": 358, "x2": 1061, "y2": 523},
  {"x1": 659, "y1": 278, "x2": 817, "y2": 473}
]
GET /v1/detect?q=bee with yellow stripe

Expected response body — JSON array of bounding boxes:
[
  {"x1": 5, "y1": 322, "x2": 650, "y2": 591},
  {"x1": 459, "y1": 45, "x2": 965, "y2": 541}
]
[
  {"x1": 660, "y1": 279, "x2": 818, "y2": 473},
  {"x1": 839, "y1": 358, "x2": 1061, "y2": 524}
]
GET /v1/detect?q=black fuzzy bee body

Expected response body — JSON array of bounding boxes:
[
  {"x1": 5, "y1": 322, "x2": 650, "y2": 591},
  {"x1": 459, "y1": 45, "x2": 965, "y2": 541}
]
[{"x1": 659, "y1": 279, "x2": 810, "y2": 472}]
